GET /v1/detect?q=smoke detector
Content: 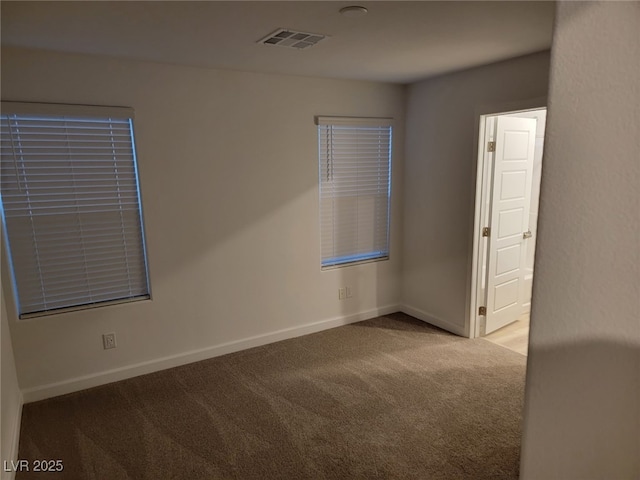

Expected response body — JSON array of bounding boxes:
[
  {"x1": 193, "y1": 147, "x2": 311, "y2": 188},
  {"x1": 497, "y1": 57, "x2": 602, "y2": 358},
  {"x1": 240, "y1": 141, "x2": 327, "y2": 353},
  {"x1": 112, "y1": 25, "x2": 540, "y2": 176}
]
[
  {"x1": 258, "y1": 28, "x2": 327, "y2": 50},
  {"x1": 340, "y1": 6, "x2": 368, "y2": 18}
]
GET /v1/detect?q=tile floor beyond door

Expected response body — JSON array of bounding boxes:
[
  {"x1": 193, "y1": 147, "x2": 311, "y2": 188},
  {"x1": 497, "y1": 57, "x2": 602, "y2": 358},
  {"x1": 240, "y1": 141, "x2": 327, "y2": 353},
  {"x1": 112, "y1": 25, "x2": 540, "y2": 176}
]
[{"x1": 484, "y1": 315, "x2": 530, "y2": 356}]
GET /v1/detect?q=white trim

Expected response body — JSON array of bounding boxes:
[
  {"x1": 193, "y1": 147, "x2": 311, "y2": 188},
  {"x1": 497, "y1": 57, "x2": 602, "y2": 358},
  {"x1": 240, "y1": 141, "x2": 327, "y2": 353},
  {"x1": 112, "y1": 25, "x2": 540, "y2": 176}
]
[
  {"x1": 21, "y1": 305, "x2": 400, "y2": 403},
  {"x1": 400, "y1": 304, "x2": 466, "y2": 337},
  {"x1": 469, "y1": 104, "x2": 547, "y2": 340},
  {"x1": 1, "y1": 101, "x2": 134, "y2": 119},
  {"x1": 315, "y1": 116, "x2": 394, "y2": 127},
  {"x1": 468, "y1": 97, "x2": 547, "y2": 336},
  {"x1": 469, "y1": 113, "x2": 492, "y2": 339},
  {"x1": 2, "y1": 395, "x2": 23, "y2": 480},
  {"x1": 321, "y1": 255, "x2": 389, "y2": 270},
  {"x1": 19, "y1": 296, "x2": 150, "y2": 320},
  {"x1": 474, "y1": 96, "x2": 547, "y2": 119}
]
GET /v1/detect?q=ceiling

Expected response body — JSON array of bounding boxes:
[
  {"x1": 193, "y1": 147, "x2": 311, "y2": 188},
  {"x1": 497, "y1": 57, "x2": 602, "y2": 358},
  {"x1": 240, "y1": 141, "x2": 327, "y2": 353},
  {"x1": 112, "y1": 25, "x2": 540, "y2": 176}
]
[{"x1": 0, "y1": 1, "x2": 555, "y2": 84}]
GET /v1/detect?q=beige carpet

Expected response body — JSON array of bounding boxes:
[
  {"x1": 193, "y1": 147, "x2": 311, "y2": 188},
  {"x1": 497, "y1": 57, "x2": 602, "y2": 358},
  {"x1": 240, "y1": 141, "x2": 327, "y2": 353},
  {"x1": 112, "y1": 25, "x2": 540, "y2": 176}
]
[{"x1": 17, "y1": 313, "x2": 526, "y2": 479}]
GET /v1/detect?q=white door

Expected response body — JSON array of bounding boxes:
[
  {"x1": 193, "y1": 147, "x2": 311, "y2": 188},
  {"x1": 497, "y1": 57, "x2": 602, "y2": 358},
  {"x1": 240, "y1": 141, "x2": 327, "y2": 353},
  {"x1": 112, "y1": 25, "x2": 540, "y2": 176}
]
[{"x1": 485, "y1": 117, "x2": 537, "y2": 334}]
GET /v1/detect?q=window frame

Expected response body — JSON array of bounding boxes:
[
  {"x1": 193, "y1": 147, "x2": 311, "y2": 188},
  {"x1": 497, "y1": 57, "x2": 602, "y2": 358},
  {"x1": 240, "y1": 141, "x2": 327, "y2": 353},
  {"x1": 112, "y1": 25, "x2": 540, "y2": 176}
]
[
  {"x1": 0, "y1": 101, "x2": 152, "y2": 319},
  {"x1": 316, "y1": 116, "x2": 393, "y2": 269}
]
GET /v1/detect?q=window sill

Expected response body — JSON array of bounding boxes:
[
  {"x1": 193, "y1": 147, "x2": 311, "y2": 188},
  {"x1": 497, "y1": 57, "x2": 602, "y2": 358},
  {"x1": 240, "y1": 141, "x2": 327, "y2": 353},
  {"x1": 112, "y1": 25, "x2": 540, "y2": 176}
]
[
  {"x1": 19, "y1": 295, "x2": 151, "y2": 320},
  {"x1": 321, "y1": 256, "x2": 389, "y2": 271}
]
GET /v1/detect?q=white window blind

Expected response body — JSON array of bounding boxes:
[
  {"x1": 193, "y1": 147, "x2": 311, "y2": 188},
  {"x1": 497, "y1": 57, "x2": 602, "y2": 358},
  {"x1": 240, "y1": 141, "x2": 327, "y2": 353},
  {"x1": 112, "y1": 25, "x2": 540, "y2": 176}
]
[
  {"x1": 317, "y1": 116, "x2": 393, "y2": 268},
  {"x1": 0, "y1": 102, "x2": 150, "y2": 318}
]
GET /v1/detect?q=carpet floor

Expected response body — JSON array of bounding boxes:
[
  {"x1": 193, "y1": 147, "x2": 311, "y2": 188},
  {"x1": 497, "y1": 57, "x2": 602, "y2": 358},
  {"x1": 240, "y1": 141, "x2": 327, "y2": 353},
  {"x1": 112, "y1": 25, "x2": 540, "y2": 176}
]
[{"x1": 17, "y1": 313, "x2": 527, "y2": 479}]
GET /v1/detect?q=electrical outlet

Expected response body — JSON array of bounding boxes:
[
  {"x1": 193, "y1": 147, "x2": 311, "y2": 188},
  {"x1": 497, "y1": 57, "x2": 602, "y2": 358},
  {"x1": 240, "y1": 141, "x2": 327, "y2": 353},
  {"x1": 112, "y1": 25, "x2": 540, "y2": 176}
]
[
  {"x1": 338, "y1": 287, "x2": 346, "y2": 300},
  {"x1": 102, "y1": 332, "x2": 117, "y2": 350},
  {"x1": 346, "y1": 286, "x2": 353, "y2": 298}
]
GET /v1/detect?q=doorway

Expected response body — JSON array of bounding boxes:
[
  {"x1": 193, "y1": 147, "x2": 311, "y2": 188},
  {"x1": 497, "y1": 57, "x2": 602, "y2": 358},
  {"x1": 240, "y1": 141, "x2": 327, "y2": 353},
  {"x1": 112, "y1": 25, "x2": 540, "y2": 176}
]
[{"x1": 470, "y1": 107, "x2": 546, "y2": 354}]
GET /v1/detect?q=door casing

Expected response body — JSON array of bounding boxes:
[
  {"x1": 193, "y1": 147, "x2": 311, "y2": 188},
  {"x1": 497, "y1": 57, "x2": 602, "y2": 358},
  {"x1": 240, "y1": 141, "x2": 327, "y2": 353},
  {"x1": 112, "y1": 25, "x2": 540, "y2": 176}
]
[{"x1": 469, "y1": 105, "x2": 546, "y2": 338}]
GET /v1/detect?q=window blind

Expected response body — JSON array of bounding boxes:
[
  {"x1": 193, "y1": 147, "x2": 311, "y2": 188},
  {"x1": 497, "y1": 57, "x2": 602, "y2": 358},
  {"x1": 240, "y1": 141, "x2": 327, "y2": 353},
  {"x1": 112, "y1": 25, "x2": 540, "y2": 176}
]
[
  {"x1": 317, "y1": 116, "x2": 393, "y2": 268},
  {"x1": 0, "y1": 102, "x2": 150, "y2": 318}
]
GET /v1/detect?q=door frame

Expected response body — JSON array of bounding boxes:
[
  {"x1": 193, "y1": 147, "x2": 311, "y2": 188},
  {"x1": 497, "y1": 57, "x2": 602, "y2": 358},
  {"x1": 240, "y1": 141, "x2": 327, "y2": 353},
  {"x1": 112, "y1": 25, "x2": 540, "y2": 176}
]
[{"x1": 468, "y1": 99, "x2": 547, "y2": 339}]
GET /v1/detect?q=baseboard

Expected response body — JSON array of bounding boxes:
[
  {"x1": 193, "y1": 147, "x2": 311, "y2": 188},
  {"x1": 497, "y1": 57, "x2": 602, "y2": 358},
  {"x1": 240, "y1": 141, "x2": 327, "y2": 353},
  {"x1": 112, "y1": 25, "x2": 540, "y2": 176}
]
[
  {"x1": 400, "y1": 304, "x2": 467, "y2": 337},
  {"x1": 2, "y1": 394, "x2": 23, "y2": 480},
  {"x1": 22, "y1": 304, "x2": 400, "y2": 403}
]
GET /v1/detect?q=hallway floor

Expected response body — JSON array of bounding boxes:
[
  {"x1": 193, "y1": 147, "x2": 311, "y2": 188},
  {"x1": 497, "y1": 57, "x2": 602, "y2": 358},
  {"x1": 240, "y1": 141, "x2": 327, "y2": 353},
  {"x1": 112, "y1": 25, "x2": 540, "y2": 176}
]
[{"x1": 484, "y1": 315, "x2": 530, "y2": 356}]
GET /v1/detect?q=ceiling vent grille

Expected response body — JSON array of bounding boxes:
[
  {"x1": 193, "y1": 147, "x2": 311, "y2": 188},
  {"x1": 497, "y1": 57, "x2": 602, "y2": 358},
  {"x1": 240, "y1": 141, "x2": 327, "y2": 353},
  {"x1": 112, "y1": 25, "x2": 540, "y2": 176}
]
[{"x1": 258, "y1": 28, "x2": 327, "y2": 50}]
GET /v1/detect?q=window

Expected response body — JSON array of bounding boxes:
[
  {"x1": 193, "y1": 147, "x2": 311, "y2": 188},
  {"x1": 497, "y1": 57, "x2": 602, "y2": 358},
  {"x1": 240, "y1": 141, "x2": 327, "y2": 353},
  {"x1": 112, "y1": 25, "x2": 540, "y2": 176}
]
[
  {"x1": 317, "y1": 116, "x2": 393, "y2": 268},
  {"x1": 0, "y1": 102, "x2": 150, "y2": 318}
]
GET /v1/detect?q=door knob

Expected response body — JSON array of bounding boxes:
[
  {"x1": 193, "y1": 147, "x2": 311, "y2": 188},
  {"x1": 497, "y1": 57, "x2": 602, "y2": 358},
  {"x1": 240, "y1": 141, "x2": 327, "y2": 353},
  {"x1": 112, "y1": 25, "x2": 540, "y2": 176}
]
[{"x1": 523, "y1": 230, "x2": 532, "y2": 239}]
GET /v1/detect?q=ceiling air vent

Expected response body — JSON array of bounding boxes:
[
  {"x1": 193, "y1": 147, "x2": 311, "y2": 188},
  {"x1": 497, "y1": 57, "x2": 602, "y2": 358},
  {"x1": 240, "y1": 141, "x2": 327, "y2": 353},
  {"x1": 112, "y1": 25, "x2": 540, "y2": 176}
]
[{"x1": 258, "y1": 28, "x2": 327, "y2": 50}]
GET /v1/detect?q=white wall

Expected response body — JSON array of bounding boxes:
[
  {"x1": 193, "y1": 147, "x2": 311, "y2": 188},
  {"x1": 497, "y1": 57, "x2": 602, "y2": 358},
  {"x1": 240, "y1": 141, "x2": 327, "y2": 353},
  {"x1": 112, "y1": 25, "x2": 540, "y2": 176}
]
[
  {"x1": 0, "y1": 47, "x2": 405, "y2": 400},
  {"x1": 1, "y1": 286, "x2": 22, "y2": 480},
  {"x1": 402, "y1": 52, "x2": 550, "y2": 335},
  {"x1": 521, "y1": 2, "x2": 640, "y2": 478}
]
